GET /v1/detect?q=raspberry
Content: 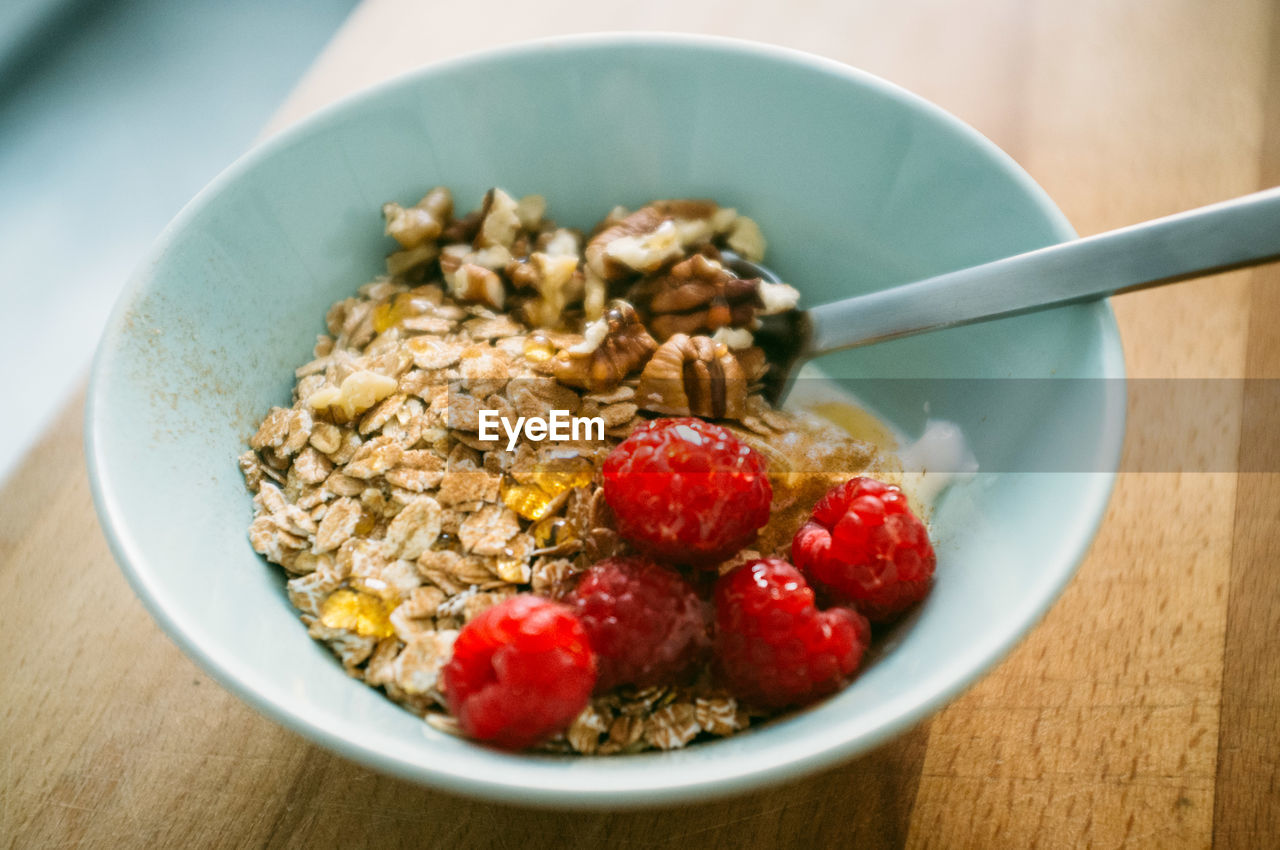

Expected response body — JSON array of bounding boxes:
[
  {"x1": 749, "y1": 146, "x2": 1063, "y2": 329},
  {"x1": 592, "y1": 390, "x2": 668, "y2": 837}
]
[
  {"x1": 441, "y1": 595, "x2": 596, "y2": 750},
  {"x1": 714, "y1": 558, "x2": 869, "y2": 708},
  {"x1": 602, "y1": 417, "x2": 772, "y2": 565},
  {"x1": 791, "y1": 476, "x2": 936, "y2": 622},
  {"x1": 568, "y1": 556, "x2": 710, "y2": 691}
]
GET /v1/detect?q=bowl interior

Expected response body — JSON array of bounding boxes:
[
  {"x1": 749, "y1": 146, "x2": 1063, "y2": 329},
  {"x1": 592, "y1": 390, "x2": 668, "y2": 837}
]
[{"x1": 87, "y1": 35, "x2": 1123, "y2": 807}]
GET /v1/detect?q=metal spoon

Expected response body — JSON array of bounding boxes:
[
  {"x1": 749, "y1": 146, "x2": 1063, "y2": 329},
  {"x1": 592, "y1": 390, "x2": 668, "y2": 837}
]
[{"x1": 725, "y1": 186, "x2": 1280, "y2": 403}]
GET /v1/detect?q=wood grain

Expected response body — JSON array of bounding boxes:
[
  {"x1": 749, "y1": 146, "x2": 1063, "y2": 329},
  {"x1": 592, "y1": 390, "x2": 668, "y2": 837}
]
[
  {"x1": 1214, "y1": 4, "x2": 1280, "y2": 846},
  {"x1": 3, "y1": 0, "x2": 1278, "y2": 847}
]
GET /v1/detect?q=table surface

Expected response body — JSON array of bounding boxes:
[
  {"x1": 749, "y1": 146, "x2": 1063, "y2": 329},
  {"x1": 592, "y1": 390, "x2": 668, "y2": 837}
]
[{"x1": 4, "y1": 0, "x2": 1278, "y2": 847}]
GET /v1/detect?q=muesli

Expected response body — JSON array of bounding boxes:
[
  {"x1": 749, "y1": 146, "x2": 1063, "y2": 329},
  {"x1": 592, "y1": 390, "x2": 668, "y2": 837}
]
[{"x1": 241, "y1": 188, "x2": 935, "y2": 752}]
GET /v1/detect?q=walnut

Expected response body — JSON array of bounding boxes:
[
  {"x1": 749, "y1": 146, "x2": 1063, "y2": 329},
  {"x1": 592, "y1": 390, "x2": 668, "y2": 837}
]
[
  {"x1": 630, "y1": 253, "x2": 760, "y2": 340},
  {"x1": 725, "y1": 214, "x2": 766, "y2": 261},
  {"x1": 506, "y1": 251, "x2": 583, "y2": 327},
  {"x1": 734, "y1": 346, "x2": 769, "y2": 383},
  {"x1": 473, "y1": 187, "x2": 522, "y2": 249},
  {"x1": 550, "y1": 300, "x2": 657, "y2": 392},
  {"x1": 382, "y1": 186, "x2": 452, "y2": 249},
  {"x1": 447, "y1": 263, "x2": 505, "y2": 309},
  {"x1": 515, "y1": 194, "x2": 547, "y2": 230},
  {"x1": 584, "y1": 200, "x2": 728, "y2": 282},
  {"x1": 440, "y1": 208, "x2": 481, "y2": 242},
  {"x1": 385, "y1": 243, "x2": 439, "y2": 278},
  {"x1": 582, "y1": 267, "x2": 606, "y2": 321},
  {"x1": 636, "y1": 333, "x2": 747, "y2": 420},
  {"x1": 305, "y1": 369, "x2": 398, "y2": 421},
  {"x1": 538, "y1": 227, "x2": 581, "y2": 257}
]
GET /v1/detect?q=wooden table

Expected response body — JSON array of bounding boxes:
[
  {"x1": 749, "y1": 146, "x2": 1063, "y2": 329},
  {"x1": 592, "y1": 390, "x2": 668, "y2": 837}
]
[{"x1": 4, "y1": 1, "x2": 1278, "y2": 846}]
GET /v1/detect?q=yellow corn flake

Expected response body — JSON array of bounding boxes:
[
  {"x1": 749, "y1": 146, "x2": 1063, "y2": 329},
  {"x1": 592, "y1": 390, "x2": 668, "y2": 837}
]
[{"x1": 319, "y1": 588, "x2": 396, "y2": 638}]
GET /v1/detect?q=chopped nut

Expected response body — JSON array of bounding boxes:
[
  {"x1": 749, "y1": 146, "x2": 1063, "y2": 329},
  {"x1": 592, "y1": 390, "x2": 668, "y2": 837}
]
[
  {"x1": 637, "y1": 333, "x2": 748, "y2": 420},
  {"x1": 585, "y1": 200, "x2": 721, "y2": 281},
  {"x1": 710, "y1": 325, "x2": 754, "y2": 350},
  {"x1": 474, "y1": 188, "x2": 522, "y2": 249},
  {"x1": 382, "y1": 186, "x2": 452, "y2": 249},
  {"x1": 386, "y1": 243, "x2": 440, "y2": 278},
  {"x1": 725, "y1": 214, "x2": 766, "y2": 261},
  {"x1": 510, "y1": 251, "x2": 582, "y2": 328},
  {"x1": 589, "y1": 212, "x2": 679, "y2": 281},
  {"x1": 631, "y1": 253, "x2": 760, "y2": 340},
  {"x1": 447, "y1": 263, "x2": 505, "y2": 309},
  {"x1": 308, "y1": 369, "x2": 398, "y2": 420},
  {"x1": 758, "y1": 279, "x2": 800, "y2": 315},
  {"x1": 515, "y1": 194, "x2": 546, "y2": 230},
  {"x1": 550, "y1": 300, "x2": 657, "y2": 392}
]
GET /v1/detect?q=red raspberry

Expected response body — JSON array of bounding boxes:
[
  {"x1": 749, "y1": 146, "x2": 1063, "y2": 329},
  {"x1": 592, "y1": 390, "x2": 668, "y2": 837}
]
[
  {"x1": 568, "y1": 556, "x2": 710, "y2": 692},
  {"x1": 714, "y1": 558, "x2": 869, "y2": 708},
  {"x1": 792, "y1": 477, "x2": 936, "y2": 622},
  {"x1": 441, "y1": 595, "x2": 596, "y2": 750},
  {"x1": 602, "y1": 417, "x2": 772, "y2": 565}
]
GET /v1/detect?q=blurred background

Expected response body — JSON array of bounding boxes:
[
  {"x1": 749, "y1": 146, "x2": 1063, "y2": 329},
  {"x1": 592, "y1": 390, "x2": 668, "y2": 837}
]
[{"x1": 0, "y1": 0, "x2": 355, "y2": 483}]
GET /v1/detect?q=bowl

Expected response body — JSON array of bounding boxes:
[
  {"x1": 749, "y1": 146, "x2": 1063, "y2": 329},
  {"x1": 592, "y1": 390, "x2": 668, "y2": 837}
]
[{"x1": 86, "y1": 33, "x2": 1124, "y2": 807}]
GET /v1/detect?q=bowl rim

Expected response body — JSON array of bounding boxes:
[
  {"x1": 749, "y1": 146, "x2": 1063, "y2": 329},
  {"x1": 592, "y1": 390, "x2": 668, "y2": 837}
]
[{"x1": 85, "y1": 31, "x2": 1126, "y2": 808}]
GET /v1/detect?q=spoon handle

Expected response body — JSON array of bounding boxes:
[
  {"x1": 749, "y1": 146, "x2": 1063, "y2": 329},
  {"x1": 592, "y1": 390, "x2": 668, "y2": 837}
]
[{"x1": 803, "y1": 186, "x2": 1280, "y2": 356}]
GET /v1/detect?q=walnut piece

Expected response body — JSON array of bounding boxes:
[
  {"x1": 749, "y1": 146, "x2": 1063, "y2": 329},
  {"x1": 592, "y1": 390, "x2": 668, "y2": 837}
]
[
  {"x1": 551, "y1": 300, "x2": 657, "y2": 392},
  {"x1": 725, "y1": 215, "x2": 766, "y2": 261},
  {"x1": 473, "y1": 188, "x2": 522, "y2": 250},
  {"x1": 585, "y1": 200, "x2": 727, "y2": 282},
  {"x1": 447, "y1": 263, "x2": 505, "y2": 309},
  {"x1": 631, "y1": 253, "x2": 760, "y2": 340},
  {"x1": 508, "y1": 250, "x2": 582, "y2": 328},
  {"x1": 306, "y1": 369, "x2": 398, "y2": 420},
  {"x1": 636, "y1": 333, "x2": 747, "y2": 420},
  {"x1": 382, "y1": 186, "x2": 453, "y2": 249}
]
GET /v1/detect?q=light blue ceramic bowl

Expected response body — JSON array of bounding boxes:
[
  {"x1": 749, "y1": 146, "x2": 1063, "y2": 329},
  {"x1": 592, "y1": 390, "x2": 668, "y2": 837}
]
[{"x1": 86, "y1": 33, "x2": 1124, "y2": 807}]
